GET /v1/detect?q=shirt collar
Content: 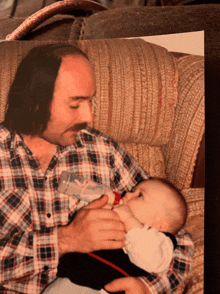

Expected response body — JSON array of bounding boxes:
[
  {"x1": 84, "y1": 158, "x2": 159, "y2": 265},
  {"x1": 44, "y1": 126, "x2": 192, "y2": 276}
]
[{"x1": 10, "y1": 132, "x2": 32, "y2": 158}]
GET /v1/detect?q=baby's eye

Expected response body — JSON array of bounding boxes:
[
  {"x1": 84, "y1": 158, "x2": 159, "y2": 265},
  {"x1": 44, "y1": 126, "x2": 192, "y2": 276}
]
[{"x1": 138, "y1": 193, "x2": 143, "y2": 198}]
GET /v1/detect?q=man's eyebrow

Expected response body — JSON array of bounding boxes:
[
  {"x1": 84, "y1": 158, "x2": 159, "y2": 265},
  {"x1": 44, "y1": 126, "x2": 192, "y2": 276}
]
[
  {"x1": 69, "y1": 91, "x2": 96, "y2": 101},
  {"x1": 69, "y1": 96, "x2": 89, "y2": 101}
]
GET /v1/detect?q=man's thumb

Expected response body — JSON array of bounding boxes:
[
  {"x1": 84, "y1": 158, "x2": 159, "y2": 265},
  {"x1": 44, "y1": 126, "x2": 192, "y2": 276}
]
[{"x1": 85, "y1": 195, "x2": 109, "y2": 209}]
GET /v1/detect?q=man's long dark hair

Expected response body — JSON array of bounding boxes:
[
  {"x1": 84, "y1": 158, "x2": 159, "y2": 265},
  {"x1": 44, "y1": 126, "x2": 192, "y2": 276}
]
[{"x1": 4, "y1": 43, "x2": 89, "y2": 136}]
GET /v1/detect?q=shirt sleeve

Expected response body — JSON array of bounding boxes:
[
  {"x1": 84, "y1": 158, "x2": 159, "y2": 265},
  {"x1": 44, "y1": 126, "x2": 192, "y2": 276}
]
[
  {"x1": 0, "y1": 188, "x2": 59, "y2": 293},
  {"x1": 139, "y1": 227, "x2": 194, "y2": 294},
  {"x1": 124, "y1": 226, "x2": 174, "y2": 274}
]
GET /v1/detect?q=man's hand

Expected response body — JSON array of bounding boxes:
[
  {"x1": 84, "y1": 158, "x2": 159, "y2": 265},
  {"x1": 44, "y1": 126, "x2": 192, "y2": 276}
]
[
  {"x1": 104, "y1": 277, "x2": 151, "y2": 294},
  {"x1": 58, "y1": 195, "x2": 126, "y2": 257}
]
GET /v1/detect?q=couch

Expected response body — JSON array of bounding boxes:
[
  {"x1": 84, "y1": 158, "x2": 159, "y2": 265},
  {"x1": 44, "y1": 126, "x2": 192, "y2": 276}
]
[{"x1": 0, "y1": 1, "x2": 204, "y2": 293}]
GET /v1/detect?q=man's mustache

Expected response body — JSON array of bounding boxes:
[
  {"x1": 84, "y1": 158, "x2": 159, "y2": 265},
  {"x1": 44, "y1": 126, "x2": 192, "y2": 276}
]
[{"x1": 67, "y1": 123, "x2": 88, "y2": 132}]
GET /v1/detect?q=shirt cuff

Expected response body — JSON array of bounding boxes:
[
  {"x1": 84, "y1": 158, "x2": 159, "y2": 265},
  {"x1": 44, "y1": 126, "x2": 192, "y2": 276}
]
[{"x1": 33, "y1": 226, "x2": 59, "y2": 275}]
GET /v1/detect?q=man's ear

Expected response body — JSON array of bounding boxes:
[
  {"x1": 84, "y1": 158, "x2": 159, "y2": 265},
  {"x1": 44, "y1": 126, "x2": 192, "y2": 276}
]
[{"x1": 151, "y1": 220, "x2": 169, "y2": 232}]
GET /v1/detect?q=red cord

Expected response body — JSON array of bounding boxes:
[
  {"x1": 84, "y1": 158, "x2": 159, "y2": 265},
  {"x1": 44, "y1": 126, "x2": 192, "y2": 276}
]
[{"x1": 88, "y1": 252, "x2": 130, "y2": 277}]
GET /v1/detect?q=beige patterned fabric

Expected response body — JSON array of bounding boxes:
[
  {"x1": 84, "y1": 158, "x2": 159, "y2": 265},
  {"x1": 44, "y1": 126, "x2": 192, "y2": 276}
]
[
  {"x1": 78, "y1": 39, "x2": 179, "y2": 145},
  {"x1": 78, "y1": 39, "x2": 204, "y2": 188},
  {"x1": 77, "y1": 38, "x2": 181, "y2": 179},
  {"x1": 163, "y1": 55, "x2": 204, "y2": 190},
  {"x1": 120, "y1": 143, "x2": 165, "y2": 178}
]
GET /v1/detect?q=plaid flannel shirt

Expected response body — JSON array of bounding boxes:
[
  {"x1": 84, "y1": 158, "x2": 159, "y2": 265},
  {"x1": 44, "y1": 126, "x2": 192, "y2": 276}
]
[{"x1": 0, "y1": 124, "x2": 194, "y2": 294}]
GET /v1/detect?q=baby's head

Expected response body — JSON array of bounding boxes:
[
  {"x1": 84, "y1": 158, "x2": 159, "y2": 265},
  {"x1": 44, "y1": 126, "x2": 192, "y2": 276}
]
[{"x1": 122, "y1": 177, "x2": 187, "y2": 235}]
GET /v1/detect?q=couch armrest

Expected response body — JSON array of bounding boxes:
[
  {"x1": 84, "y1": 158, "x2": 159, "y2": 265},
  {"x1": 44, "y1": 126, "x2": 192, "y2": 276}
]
[{"x1": 162, "y1": 55, "x2": 204, "y2": 190}]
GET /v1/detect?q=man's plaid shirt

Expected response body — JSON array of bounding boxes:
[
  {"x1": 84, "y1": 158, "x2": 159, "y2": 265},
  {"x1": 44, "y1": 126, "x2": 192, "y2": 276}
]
[{"x1": 0, "y1": 124, "x2": 194, "y2": 294}]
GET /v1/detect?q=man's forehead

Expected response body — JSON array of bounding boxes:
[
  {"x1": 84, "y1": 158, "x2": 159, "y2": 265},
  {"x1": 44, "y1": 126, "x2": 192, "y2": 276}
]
[
  {"x1": 61, "y1": 53, "x2": 90, "y2": 65},
  {"x1": 58, "y1": 54, "x2": 94, "y2": 76},
  {"x1": 55, "y1": 54, "x2": 93, "y2": 78}
]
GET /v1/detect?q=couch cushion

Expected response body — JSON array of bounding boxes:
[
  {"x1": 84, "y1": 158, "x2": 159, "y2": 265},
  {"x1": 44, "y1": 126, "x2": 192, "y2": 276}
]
[
  {"x1": 162, "y1": 54, "x2": 204, "y2": 189},
  {"x1": 120, "y1": 143, "x2": 165, "y2": 178},
  {"x1": 77, "y1": 38, "x2": 178, "y2": 145}
]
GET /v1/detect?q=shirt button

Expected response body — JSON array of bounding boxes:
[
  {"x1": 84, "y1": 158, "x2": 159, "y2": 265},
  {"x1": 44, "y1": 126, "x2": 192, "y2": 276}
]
[
  {"x1": 43, "y1": 265, "x2": 49, "y2": 271},
  {"x1": 47, "y1": 213, "x2": 51, "y2": 218}
]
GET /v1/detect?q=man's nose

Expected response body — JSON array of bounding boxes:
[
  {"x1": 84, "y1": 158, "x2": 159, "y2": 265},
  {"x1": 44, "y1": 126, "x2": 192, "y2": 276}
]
[{"x1": 79, "y1": 99, "x2": 93, "y2": 124}]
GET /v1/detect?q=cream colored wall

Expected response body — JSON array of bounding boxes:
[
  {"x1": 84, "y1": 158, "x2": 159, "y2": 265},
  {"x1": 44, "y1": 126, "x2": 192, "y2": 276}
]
[{"x1": 129, "y1": 31, "x2": 204, "y2": 56}]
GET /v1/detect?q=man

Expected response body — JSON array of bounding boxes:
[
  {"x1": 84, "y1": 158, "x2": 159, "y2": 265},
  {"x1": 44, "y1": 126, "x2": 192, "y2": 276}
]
[{"x1": 0, "y1": 44, "x2": 194, "y2": 294}]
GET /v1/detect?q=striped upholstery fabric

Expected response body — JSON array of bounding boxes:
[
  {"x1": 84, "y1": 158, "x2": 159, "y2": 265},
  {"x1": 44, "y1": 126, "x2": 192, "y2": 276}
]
[
  {"x1": 78, "y1": 38, "x2": 180, "y2": 178},
  {"x1": 78, "y1": 39, "x2": 178, "y2": 145},
  {"x1": 163, "y1": 55, "x2": 204, "y2": 189}
]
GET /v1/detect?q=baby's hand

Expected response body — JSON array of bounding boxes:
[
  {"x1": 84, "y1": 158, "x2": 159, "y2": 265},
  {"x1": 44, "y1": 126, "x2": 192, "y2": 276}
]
[
  {"x1": 103, "y1": 203, "x2": 113, "y2": 209},
  {"x1": 113, "y1": 205, "x2": 134, "y2": 223}
]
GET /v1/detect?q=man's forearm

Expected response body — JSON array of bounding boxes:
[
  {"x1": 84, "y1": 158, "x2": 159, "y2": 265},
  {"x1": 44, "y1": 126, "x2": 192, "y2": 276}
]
[
  {"x1": 57, "y1": 225, "x2": 79, "y2": 258},
  {"x1": 57, "y1": 225, "x2": 69, "y2": 258}
]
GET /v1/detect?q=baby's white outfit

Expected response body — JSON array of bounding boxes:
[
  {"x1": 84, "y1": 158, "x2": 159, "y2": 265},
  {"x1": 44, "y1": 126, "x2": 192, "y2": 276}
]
[{"x1": 124, "y1": 224, "x2": 174, "y2": 273}]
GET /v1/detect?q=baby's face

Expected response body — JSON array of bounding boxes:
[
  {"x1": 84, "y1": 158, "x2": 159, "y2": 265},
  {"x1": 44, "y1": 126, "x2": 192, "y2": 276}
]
[{"x1": 122, "y1": 180, "x2": 166, "y2": 226}]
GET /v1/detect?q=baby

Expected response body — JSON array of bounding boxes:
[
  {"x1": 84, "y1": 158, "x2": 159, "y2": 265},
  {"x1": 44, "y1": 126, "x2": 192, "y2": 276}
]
[
  {"x1": 113, "y1": 177, "x2": 187, "y2": 273},
  {"x1": 57, "y1": 174, "x2": 187, "y2": 292}
]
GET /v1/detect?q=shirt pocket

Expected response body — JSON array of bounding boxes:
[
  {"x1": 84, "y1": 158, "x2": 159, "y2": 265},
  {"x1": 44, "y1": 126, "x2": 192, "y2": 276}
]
[
  {"x1": 0, "y1": 188, "x2": 33, "y2": 237},
  {"x1": 27, "y1": 187, "x2": 71, "y2": 229}
]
